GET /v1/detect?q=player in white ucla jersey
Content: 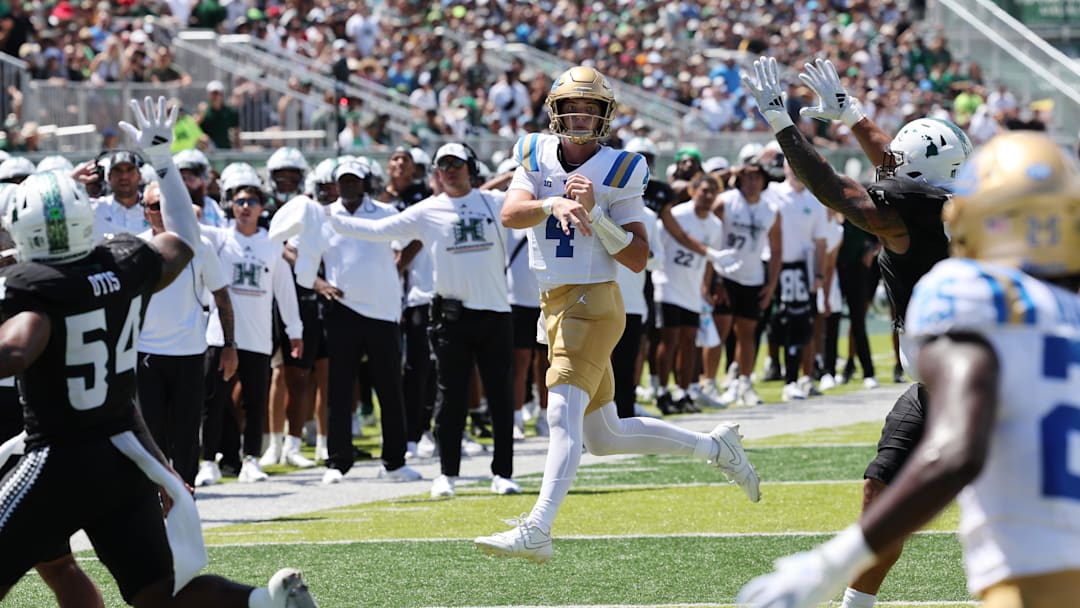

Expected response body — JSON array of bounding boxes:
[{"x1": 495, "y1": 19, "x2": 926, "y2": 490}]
[
  {"x1": 739, "y1": 131, "x2": 1080, "y2": 608},
  {"x1": 475, "y1": 66, "x2": 760, "y2": 564}
]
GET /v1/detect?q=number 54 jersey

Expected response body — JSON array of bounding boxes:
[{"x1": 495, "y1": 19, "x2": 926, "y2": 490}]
[
  {"x1": 904, "y1": 258, "x2": 1080, "y2": 594},
  {"x1": 509, "y1": 133, "x2": 648, "y2": 290},
  {"x1": 0, "y1": 235, "x2": 162, "y2": 448}
]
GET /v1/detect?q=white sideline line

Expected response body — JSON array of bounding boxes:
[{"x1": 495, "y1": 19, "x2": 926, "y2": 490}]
[{"x1": 191, "y1": 529, "x2": 957, "y2": 547}]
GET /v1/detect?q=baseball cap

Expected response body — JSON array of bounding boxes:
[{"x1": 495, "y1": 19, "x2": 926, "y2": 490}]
[
  {"x1": 334, "y1": 159, "x2": 369, "y2": 181},
  {"x1": 702, "y1": 156, "x2": 730, "y2": 174},
  {"x1": 108, "y1": 150, "x2": 143, "y2": 171},
  {"x1": 674, "y1": 146, "x2": 702, "y2": 164},
  {"x1": 433, "y1": 143, "x2": 470, "y2": 165},
  {"x1": 206, "y1": 80, "x2": 225, "y2": 93}
]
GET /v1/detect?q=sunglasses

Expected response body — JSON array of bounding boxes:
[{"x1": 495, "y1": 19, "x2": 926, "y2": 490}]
[
  {"x1": 142, "y1": 202, "x2": 161, "y2": 211},
  {"x1": 436, "y1": 157, "x2": 466, "y2": 171},
  {"x1": 233, "y1": 197, "x2": 262, "y2": 208}
]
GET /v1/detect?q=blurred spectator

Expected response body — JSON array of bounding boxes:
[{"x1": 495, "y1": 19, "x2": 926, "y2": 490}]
[
  {"x1": 100, "y1": 127, "x2": 120, "y2": 152},
  {"x1": 409, "y1": 72, "x2": 437, "y2": 112},
  {"x1": 149, "y1": 47, "x2": 191, "y2": 86},
  {"x1": 487, "y1": 63, "x2": 530, "y2": 135},
  {"x1": 88, "y1": 35, "x2": 127, "y2": 84},
  {"x1": 345, "y1": 3, "x2": 379, "y2": 57},
  {"x1": 985, "y1": 81, "x2": 1018, "y2": 116},
  {"x1": 338, "y1": 111, "x2": 373, "y2": 152},
  {"x1": 0, "y1": 0, "x2": 33, "y2": 57},
  {"x1": 197, "y1": 80, "x2": 241, "y2": 150},
  {"x1": 463, "y1": 43, "x2": 492, "y2": 93}
]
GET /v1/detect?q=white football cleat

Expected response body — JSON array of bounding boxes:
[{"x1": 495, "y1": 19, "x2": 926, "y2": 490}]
[
  {"x1": 781, "y1": 382, "x2": 807, "y2": 402},
  {"x1": 194, "y1": 460, "x2": 221, "y2": 487},
  {"x1": 491, "y1": 475, "x2": 521, "y2": 495},
  {"x1": 321, "y1": 468, "x2": 343, "y2": 485},
  {"x1": 239, "y1": 456, "x2": 269, "y2": 483},
  {"x1": 818, "y1": 373, "x2": 836, "y2": 392},
  {"x1": 267, "y1": 567, "x2": 318, "y2": 607},
  {"x1": 736, "y1": 377, "x2": 762, "y2": 407},
  {"x1": 863, "y1": 377, "x2": 880, "y2": 389},
  {"x1": 416, "y1": 431, "x2": 438, "y2": 458},
  {"x1": 474, "y1": 514, "x2": 552, "y2": 563},
  {"x1": 259, "y1": 440, "x2": 282, "y2": 468},
  {"x1": 797, "y1": 375, "x2": 822, "y2": 397},
  {"x1": 430, "y1": 474, "x2": 456, "y2": 498},
  {"x1": 379, "y1": 464, "x2": 422, "y2": 482},
  {"x1": 461, "y1": 433, "x2": 486, "y2": 456},
  {"x1": 708, "y1": 422, "x2": 761, "y2": 503}
]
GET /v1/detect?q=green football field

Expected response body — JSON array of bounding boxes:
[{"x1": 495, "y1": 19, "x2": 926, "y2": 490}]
[
  {"x1": 4, "y1": 422, "x2": 975, "y2": 607},
  {"x1": 6, "y1": 328, "x2": 970, "y2": 607}
]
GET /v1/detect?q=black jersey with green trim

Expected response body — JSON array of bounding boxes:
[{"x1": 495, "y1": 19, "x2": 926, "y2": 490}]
[
  {"x1": 867, "y1": 175, "x2": 952, "y2": 331},
  {"x1": 0, "y1": 234, "x2": 163, "y2": 447}
]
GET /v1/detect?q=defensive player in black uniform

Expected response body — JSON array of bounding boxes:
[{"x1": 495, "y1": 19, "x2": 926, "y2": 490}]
[
  {"x1": 743, "y1": 57, "x2": 972, "y2": 608},
  {"x1": 0, "y1": 97, "x2": 317, "y2": 607}
]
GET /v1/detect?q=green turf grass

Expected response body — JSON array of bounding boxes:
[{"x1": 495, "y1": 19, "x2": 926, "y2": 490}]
[{"x1": 5, "y1": 534, "x2": 969, "y2": 608}]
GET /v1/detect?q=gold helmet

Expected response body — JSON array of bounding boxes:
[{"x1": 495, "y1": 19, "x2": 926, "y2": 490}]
[
  {"x1": 945, "y1": 131, "x2": 1080, "y2": 280},
  {"x1": 546, "y1": 66, "x2": 617, "y2": 144}
]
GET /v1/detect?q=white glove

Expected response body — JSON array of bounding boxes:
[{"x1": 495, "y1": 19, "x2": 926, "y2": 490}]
[
  {"x1": 798, "y1": 58, "x2": 866, "y2": 128},
  {"x1": 118, "y1": 96, "x2": 178, "y2": 171},
  {"x1": 707, "y1": 247, "x2": 743, "y2": 275},
  {"x1": 737, "y1": 525, "x2": 876, "y2": 608},
  {"x1": 740, "y1": 56, "x2": 793, "y2": 133}
]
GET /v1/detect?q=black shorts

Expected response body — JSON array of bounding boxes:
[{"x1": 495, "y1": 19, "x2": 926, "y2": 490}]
[
  {"x1": 864, "y1": 383, "x2": 928, "y2": 484},
  {"x1": 714, "y1": 278, "x2": 763, "y2": 320},
  {"x1": 0, "y1": 440, "x2": 172, "y2": 602},
  {"x1": 656, "y1": 302, "x2": 699, "y2": 329},
  {"x1": 278, "y1": 287, "x2": 325, "y2": 369},
  {"x1": 511, "y1": 305, "x2": 542, "y2": 349},
  {"x1": 769, "y1": 308, "x2": 814, "y2": 347}
]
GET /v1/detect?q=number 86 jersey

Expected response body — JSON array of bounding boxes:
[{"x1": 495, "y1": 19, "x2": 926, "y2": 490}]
[
  {"x1": 0, "y1": 235, "x2": 162, "y2": 448},
  {"x1": 904, "y1": 258, "x2": 1080, "y2": 594},
  {"x1": 509, "y1": 133, "x2": 648, "y2": 290}
]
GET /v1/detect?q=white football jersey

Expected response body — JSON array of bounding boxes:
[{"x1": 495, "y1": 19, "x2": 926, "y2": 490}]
[
  {"x1": 508, "y1": 133, "x2": 648, "y2": 290},
  {"x1": 905, "y1": 258, "x2": 1080, "y2": 594},
  {"x1": 652, "y1": 202, "x2": 723, "y2": 312},
  {"x1": 616, "y1": 206, "x2": 661, "y2": 317},
  {"x1": 716, "y1": 188, "x2": 777, "y2": 287}
]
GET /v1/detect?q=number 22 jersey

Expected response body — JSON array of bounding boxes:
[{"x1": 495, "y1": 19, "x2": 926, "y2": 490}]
[
  {"x1": 905, "y1": 258, "x2": 1080, "y2": 594},
  {"x1": 509, "y1": 133, "x2": 648, "y2": 290}
]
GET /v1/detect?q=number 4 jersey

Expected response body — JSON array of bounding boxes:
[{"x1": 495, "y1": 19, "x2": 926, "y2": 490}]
[
  {"x1": 509, "y1": 133, "x2": 648, "y2": 289},
  {"x1": 0, "y1": 235, "x2": 162, "y2": 447},
  {"x1": 904, "y1": 258, "x2": 1080, "y2": 594}
]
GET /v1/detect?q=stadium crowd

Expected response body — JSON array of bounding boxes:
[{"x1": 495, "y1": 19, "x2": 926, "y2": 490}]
[{"x1": 1, "y1": 0, "x2": 1050, "y2": 155}]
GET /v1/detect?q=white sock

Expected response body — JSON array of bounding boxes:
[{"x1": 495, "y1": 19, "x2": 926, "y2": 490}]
[
  {"x1": 283, "y1": 435, "x2": 301, "y2": 453},
  {"x1": 649, "y1": 374, "x2": 660, "y2": 389},
  {"x1": 840, "y1": 587, "x2": 876, "y2": 608},
  {"x1": 582, "y1": 402, "x2": 716, "y2": 460},
  {"x1": 248, "y1": 587, "x2": 271, "y2": 608},
  {"x1": 514, "y1": 409, "x2": 524, "y2": 429},
  {"x1": 263, "y1": 433, "x2": 274, "y2": 451},
  {"x1": 528, "y1": 383, "x2": 588, "y2": 533}
]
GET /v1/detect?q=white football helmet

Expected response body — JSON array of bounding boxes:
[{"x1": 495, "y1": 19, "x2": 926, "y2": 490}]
[
  {"x1": 0, "y1": 157, "x2": 36, "y2": 183},
  {"x1": 624, "y1": 137, "x2": 658, "y2": 158},
  {"x1": 35, "y1": 155, "x2": 75, "y2": 173},
  {"x1": 308, "y1": 158, "x2": 341, "y2": 203},
  {"x1": 266, "y1": 146, "x2": 308, "y2": 199},
  {"x1": 7, "y1": 171, "x2": 96, "y2": 263},
  {"x1": 173, "y1": 149, "x2": 210, "y2": 178},
  {"x1": 878, "y1": 118, "x2": 973, "y2": 187},
  {"x1": 220, "y1": 162, "x2": 264, "y2": 202}
]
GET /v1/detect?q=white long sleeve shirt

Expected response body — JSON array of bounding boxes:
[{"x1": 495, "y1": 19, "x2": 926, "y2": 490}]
[
  {"x1": 136, "y1": 231, "x2": 227, "y2": 356},
  {"x1": 202, "y1": 226, "x2": 302, "y2": 354},
  {"x1": 322, "y1": 197, "x2": 402, "y2": 322},
  {"x1": 329, "y1": 189, "x2": 510, "y2": 313}
]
